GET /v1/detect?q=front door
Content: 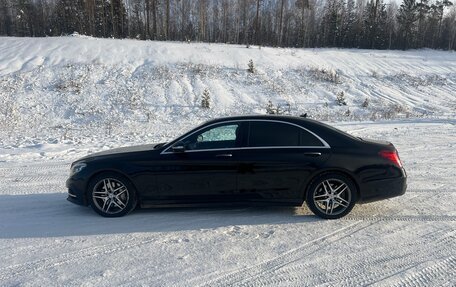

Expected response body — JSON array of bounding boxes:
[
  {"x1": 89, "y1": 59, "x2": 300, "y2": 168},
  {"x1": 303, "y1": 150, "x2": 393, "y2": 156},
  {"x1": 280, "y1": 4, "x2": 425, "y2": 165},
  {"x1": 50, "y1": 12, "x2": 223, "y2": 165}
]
[{"x1": 151, "y1": 122, "x2": 246, "y2": 204}]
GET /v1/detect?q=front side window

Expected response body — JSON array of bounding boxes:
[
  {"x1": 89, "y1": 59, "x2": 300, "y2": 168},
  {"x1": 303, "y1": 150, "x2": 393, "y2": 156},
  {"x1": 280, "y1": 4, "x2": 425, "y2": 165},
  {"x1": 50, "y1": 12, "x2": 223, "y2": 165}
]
[
  {"x1": 199, "y1": 125, "x2": 238, "y2": 142},
  {"x1": 182, "y1": 123, "x2": 240, "y2": 150},
  {"x1": 248, "y1": 121, "x2": 324, "y2": 147}
]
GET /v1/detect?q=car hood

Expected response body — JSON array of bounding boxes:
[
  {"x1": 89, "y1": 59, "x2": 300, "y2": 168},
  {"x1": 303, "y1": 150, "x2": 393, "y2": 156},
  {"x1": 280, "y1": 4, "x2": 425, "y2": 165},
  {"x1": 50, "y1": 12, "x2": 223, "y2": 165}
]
[{"x1": 79, "y1": 144, "x2": 163, "y2": 161}]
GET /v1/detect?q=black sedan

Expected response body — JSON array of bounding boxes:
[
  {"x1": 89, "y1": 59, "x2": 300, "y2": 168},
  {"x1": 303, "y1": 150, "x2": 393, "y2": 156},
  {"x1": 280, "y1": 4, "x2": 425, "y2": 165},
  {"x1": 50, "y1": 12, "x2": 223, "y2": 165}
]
[{"x1": 66, "y1": 115, "x2": 407, "y2": 219}]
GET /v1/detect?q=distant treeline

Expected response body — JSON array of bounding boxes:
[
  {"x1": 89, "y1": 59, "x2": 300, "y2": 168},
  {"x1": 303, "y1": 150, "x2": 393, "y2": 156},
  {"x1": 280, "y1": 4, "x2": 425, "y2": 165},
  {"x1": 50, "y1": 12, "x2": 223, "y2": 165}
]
[{"x1": 0, "y1": 0, "x2": 455, "y2": 50}]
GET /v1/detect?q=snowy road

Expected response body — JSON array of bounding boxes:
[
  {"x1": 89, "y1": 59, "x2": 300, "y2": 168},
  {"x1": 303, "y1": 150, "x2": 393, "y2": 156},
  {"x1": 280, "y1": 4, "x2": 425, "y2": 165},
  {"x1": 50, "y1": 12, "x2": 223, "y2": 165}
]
[{"x1": 0, "y1": 120, "x2": 455, "y2": 286}]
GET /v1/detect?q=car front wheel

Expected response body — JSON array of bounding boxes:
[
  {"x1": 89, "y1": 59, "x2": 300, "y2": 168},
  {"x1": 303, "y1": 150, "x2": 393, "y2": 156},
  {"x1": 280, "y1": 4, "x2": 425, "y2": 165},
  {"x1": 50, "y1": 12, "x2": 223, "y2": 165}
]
[
  {"x1": 88, "y1": 173, "x2": 137, "y2": 217},
  {"x1": 306, "y1": 173, "x2": 357, "y2": 219}
]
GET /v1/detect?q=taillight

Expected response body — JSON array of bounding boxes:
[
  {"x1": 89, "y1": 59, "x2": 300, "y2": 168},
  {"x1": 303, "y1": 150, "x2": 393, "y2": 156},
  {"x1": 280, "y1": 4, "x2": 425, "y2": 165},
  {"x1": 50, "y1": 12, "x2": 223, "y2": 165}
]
[{"x1": 379, "y1": 150, "x2": 402, "y2": 167}]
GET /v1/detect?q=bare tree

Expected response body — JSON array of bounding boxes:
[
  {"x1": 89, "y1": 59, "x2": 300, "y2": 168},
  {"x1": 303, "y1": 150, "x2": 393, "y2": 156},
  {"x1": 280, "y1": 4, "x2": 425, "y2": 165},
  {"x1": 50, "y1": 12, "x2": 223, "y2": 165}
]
[
  {"x1": 198, "y1": 0, "x2": 207, "y2": 41},
  {"x1": 296, "y1": 0, "x2": 310, "y2": 47},
  {"x1": 165, "y1": 0, "x2": 170, "y2": 39},
  {"x1": 254, "y1": 0, "x2": 262, "y2": 44},
  {"x1": 277, "y1": 0, "x2": 285, "y2": 46}
]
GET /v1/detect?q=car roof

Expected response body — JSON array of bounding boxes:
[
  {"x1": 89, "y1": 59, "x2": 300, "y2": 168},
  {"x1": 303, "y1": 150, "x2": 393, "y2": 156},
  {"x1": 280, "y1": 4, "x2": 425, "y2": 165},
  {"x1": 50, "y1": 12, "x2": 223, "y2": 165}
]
[
  {"x1": 203, "y1": 115, "x2": 359, "y2": 147},
  {"x1": 205, "y1": 114, "x2": 318, "y2": 125}
]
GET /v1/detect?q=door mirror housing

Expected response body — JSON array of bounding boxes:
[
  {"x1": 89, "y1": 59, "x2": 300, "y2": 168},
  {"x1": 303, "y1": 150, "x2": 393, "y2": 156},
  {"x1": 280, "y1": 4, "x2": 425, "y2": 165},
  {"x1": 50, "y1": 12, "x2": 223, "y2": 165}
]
[{"x1": 171, "y1": 142, "x2": 186, "y2": 153}]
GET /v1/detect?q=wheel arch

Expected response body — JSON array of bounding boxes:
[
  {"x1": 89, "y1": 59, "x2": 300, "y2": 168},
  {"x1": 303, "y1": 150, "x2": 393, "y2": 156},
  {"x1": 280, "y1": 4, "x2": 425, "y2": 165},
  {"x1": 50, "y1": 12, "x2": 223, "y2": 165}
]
[{"x1": 301, "y1": 168, "x2": 361, "y2": 203}]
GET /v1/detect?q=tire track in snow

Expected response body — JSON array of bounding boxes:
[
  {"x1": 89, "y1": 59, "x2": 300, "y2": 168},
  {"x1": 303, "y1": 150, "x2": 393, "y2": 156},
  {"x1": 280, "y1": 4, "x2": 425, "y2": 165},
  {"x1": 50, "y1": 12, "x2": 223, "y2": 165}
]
[
  {"x1": 0, "y1": 235, "x2": 158, "y2": 282},
  {"x1": 3, "y1": 175, "x2": 65, "y2": 183},
  {"x1": 0, "y1": 162, "x2": 69, "y2": 176},
  {"x1": 342, "y1": 215, "x2": 456, "y2": 222},
  {"x1": 0, "y1": 162, "x2": 68, "y2": 194},
  {"x1": 197, "y1": 220, "x2": 373, "y2": 287},
  {"x1": 0, "y1": 180, "x2": 65, "y2": 194},
  {"x1": 388, "y1": 256, "x2": 456, "y2": 287},
  {"x1": 196, "y1": 191, "x2": 433, "y2": 287},
  {"x1": 319, "y1": 235, "x2": 455, "y2": 287},
  {"x1": 407, "y1": 188, "x2": 455, "y2": 193},
  {"x1": 229, "y1": 227, "x2": 455, "y2": 287},
  {"x1": 344, "y1": 189, "x2": 456, "y2": 223}
]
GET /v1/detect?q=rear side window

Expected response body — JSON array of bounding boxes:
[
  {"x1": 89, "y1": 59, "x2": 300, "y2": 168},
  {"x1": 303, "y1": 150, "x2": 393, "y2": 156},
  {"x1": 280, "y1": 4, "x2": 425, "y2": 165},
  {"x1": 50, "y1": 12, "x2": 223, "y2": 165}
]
[
  {"x1": 300, "y1": 129, "x2": 324, "y2": 146},
  {"x1": 248, "y1": 121, "x2": 324, "y2": 147}
]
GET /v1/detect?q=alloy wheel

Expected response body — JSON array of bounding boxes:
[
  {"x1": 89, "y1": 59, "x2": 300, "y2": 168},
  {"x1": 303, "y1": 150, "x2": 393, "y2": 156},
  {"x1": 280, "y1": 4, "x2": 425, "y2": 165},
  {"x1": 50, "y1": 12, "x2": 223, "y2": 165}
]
[
  {"x1": 312, "y1": 179, "x2": 352, "y2": 216},
  {"x1": 92, "y1": 178, "x2": 129, "y2": 215}
]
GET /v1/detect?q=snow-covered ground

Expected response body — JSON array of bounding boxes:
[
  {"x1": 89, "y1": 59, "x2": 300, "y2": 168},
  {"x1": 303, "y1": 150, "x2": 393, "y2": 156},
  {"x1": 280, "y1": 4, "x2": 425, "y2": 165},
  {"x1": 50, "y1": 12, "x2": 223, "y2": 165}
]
[
  {"x1": 0, "y1": 120, "x2": 455, "y2": 286},
  {"x1": 0, "y1": 37, "x2": 455, "y2": 286}
]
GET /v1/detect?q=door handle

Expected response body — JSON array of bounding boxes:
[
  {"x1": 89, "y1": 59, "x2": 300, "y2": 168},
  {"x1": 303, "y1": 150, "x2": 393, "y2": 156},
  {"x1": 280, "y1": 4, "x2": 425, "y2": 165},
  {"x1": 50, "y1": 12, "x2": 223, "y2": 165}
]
[
  {"x1": 303, "y1": 152, "x2": 322, "y2": 157},
  {"x1": 216, "y1": 154, "x2": 233, "y2": 157}
]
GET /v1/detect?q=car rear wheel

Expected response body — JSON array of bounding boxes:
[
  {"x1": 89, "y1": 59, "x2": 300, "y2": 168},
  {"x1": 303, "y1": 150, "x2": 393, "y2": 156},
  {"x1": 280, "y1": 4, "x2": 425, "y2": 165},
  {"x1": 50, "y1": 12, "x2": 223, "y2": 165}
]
[
  {"x1": 88, "y1": 173, "x2": 137, "y2": 217},
  {"x1": 306, "y1": 173, "x2": 357, "y2": 219}
]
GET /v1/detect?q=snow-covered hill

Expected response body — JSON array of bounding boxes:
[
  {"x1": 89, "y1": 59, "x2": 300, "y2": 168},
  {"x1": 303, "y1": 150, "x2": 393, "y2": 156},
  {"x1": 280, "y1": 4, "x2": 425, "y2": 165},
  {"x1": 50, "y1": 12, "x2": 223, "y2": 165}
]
[
  {"x1": 1, "y1": 36, "x2": 455, "y2": 149},
  {"x1": 0, "y1": 37, "x2": 455, "y2": 286}
]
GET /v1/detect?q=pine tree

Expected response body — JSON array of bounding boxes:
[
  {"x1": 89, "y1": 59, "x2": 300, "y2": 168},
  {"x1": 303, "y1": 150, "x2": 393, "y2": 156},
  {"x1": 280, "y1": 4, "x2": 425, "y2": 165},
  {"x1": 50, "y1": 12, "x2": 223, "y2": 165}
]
[
  {"x1": 91, "y1": 0, "x2": 111, "y2": 37},
  {"x1": 248, "y1": 59, "x2": 255, "y2": 73},
  {"x1": 0, "y1": 0, "x2": 13, "y2": 36},
  {"x1": 53, "y1": 0, "x2": 87, "y2": 35},
  {"x1": 342, "y1": 0, "x2": 357, "y2": 47},
  {"x1": 201, "y1": 89, "x2": 210, "y2": 109},
  {"x1": 322, "y1": 0, "x2": 344, "y2": 47},
  {"x1": 336, "y1": 91, "x2": 347, "y2": 106},
  {"x1": 377, "y1": 2, "x2": 389, "y2": 49},
  {"x1": 110, "y1": 0, "x2": 128, "y2": 38},
  {"x1": 397, "y1": 0, "x2": 419, "y2": 49},
  {"x1": 15, "y1": 0, "x2": 34, "y2": 36},
  {"x1": 429, "y1": 0, "x2": 454, "y2": 48},
  {"x1": 266, "y1": 101, "x2": 276, "y2": 114},
  {"x1": 362, "y1": 0, "x2": 388, "y2": 49},
  {"x1": 416, "y1": 0, "x2": 430, "y2": 47}
]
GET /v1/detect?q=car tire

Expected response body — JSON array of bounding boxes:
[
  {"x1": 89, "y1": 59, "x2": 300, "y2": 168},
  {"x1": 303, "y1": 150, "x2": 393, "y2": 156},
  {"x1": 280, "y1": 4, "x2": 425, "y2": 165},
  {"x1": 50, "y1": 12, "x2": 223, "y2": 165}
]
[
  {"x1": 306, "y1": 173, "x2": 357, "y2": 219},
  {"x1": 88, "y1": 172, "x2": 137, "y2": 217}
]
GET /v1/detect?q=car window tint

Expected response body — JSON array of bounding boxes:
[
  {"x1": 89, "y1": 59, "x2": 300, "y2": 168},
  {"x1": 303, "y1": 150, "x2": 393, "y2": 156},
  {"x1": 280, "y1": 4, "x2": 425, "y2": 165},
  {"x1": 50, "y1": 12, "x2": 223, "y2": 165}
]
[
  {"x1": 249, "y1": 121, "x2": 323, "y2": 147},
  {"x1": 184, "y1": 124, "x2": 239, "y2": 150},
  {"x1": 300, "y1": 130, "x2": 324, "y2": 146}
]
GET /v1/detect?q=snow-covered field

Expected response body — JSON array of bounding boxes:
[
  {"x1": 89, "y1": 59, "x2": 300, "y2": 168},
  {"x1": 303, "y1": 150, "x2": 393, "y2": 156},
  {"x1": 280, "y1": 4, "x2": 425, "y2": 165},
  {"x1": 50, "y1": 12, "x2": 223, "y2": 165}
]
[{"x1": 0, "y1": 37, "x2": 455, "y2": 286}]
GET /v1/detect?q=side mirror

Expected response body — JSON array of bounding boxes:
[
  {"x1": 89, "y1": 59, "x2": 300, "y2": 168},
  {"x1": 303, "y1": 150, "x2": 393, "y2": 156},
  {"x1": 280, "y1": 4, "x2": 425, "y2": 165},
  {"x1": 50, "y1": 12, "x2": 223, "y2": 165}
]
[{"x1": 171, "y1": 141, "x2": 186, "y2": 153}]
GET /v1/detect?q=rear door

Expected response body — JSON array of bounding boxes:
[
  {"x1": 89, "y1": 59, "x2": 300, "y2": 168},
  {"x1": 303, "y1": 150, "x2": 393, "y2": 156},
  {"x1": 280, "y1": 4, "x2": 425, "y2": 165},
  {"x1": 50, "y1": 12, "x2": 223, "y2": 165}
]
[{"x1": 237, "y1": 120, "x2": 330, "y2": 203}]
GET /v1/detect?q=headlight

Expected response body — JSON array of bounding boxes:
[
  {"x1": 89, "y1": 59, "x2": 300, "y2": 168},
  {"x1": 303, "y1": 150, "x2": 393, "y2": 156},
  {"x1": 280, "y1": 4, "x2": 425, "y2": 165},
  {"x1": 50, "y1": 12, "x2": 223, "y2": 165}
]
[{"x1": 70, "y1": 162, "x2": 87, "y2": 176}]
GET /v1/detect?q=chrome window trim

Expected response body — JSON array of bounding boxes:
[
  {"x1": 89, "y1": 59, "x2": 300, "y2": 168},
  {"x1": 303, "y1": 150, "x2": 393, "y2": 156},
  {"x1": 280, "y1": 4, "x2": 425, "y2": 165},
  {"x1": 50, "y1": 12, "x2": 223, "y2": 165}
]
[{"x1": 161, "y1": 119, "x2": 330, "y2": 155}]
